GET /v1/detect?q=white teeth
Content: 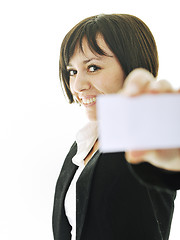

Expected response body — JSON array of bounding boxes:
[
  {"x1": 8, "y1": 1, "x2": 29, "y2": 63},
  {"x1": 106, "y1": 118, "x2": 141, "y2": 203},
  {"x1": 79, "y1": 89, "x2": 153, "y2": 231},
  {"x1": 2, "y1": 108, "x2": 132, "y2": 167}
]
[{"x1": 82, "y1": 97, "x2": 96, "y2": 104}]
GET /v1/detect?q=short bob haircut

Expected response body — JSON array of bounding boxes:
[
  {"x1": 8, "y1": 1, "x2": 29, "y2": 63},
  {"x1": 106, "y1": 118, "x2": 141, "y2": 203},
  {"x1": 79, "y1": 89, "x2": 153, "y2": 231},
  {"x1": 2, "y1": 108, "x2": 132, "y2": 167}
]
[{"x1": 60, "y1": 14, "x2": 159, "y2": 103}]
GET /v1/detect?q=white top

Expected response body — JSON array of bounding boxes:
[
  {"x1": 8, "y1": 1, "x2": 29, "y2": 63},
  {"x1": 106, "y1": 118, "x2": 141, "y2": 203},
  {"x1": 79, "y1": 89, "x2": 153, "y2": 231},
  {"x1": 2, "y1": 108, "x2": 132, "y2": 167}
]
[{"x1": 64, "y1": 121, "x2": 98, "y2": 240}]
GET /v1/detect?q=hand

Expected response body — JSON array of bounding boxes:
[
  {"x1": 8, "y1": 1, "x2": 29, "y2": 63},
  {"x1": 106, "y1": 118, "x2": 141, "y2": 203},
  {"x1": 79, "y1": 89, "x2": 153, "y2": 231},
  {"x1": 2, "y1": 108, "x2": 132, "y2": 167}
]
[{"x1": 120, "y1": 68, "x2": 180, "y2": 171}]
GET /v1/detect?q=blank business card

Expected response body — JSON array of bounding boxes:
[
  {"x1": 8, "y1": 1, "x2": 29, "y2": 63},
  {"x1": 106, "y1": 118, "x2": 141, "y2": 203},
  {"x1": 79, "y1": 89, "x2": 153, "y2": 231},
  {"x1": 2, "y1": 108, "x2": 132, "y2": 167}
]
[{"x1": 97, "y1": 94, "x2": 180, "y2": 152}]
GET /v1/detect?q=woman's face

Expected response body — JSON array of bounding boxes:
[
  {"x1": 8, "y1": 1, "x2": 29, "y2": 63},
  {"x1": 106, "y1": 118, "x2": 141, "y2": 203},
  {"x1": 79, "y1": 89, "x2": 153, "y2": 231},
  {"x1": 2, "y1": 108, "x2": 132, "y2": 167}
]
[{"x1": 67, "y1": 35, "x2": 126, "y2": 121}]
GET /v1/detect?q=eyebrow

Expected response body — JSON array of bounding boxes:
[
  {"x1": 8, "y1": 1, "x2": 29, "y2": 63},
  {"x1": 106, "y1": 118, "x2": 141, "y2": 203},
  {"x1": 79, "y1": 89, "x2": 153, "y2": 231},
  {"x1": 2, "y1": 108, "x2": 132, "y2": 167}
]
[
  {"x1": 67, "y1": 56, "x2": 113, "y2": 69},
  {"x1": 83, "y1": 57, "x2": 102, "y2": 64}
]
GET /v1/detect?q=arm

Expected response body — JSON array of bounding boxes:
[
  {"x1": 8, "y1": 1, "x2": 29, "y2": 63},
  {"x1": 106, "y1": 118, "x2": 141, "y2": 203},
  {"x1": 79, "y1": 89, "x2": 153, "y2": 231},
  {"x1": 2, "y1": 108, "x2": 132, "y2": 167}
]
[
  {"x1": 128, "y1": 161, "x2": 180, "y2": 191},
  {"x1": 121, "y1": 68, "x2": 180, "y2": 190}
]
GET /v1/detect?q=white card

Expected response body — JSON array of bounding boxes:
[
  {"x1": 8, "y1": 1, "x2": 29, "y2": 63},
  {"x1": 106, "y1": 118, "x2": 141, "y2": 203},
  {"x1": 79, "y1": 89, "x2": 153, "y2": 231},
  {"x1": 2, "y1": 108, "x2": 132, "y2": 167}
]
[{"x1": 97, "y1": 94, "x2": 180, "y2": 152}]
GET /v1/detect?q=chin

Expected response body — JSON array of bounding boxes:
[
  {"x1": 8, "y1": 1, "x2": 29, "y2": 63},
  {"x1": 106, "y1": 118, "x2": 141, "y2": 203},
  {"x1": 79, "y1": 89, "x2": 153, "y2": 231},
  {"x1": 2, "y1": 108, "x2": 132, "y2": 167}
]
[{"x1": 87, "y1": 116, "x2": 97, "y2": 122}]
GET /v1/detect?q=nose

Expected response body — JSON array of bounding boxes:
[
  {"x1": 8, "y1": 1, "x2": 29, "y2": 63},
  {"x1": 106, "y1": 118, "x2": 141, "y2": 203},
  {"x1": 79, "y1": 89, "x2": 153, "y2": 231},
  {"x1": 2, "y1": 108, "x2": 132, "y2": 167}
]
[{"x1": 71, "y1": 72, "x2": 91, "y2": 93}]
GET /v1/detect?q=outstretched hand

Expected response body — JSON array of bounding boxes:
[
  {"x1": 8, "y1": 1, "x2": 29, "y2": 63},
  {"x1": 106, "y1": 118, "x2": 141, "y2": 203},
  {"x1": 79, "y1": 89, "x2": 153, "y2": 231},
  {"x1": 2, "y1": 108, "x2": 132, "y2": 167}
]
[{"x1": 120, "y1": 68, "x2": 180, "y2": 171}]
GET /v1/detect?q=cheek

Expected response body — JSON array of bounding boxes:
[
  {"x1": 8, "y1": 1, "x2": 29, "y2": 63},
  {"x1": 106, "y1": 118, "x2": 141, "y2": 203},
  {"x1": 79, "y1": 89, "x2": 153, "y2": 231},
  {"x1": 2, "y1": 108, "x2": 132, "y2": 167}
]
[
  {"x1": 97, "y1": 75, "x2": 124, "y2": 94},
  {"x1": 96, "y1": 66, "x2": 125, "y2": 93},
  {"x1": 111, "y1": 72, "x2": 125, "y2": 92},
  {"x1": 92, "y1": 79, "x2": 108, "y2": 94},
  {"x1": 69, "y1": 79, "x2": 74, "y2": 94}
]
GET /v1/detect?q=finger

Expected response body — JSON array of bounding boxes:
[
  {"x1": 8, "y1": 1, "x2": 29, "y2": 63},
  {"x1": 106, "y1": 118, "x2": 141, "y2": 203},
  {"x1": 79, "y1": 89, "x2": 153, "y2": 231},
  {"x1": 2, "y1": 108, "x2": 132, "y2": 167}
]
[
  {"x1": 125, "y1": 150, "x2": 149, "y2": 164},
  {"x1": 127, "y1": 149, "x2": 180, "y2": 171},
  {"x1": 141, "y1": 149, "x2": 180, "y2": 171},
  {"x1": 120, "y1": 68, "x2": 155, "y2": 96},
  {"x1": 156, "y1": 149, "x2": 180, "y2": 160},
  {"x1": 147, "y1": 79, "x2": 175, "y2": 93},
  {"x1": 126, "y1": 150, "x2": 159, "y2": 166}
]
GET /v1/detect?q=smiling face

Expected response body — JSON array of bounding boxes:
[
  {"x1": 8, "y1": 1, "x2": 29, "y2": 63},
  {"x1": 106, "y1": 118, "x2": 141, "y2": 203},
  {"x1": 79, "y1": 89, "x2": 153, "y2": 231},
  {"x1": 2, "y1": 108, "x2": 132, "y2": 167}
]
[{"x1": 67, "y1": 35, "x2": 126, "y2": 121}]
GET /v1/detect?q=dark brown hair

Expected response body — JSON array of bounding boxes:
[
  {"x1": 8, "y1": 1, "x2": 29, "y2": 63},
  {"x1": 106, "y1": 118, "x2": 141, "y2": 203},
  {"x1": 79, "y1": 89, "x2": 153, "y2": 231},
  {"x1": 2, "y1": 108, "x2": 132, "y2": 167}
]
[{"x1": 59, "y1": 14, "x2": 159, "y2": 103}]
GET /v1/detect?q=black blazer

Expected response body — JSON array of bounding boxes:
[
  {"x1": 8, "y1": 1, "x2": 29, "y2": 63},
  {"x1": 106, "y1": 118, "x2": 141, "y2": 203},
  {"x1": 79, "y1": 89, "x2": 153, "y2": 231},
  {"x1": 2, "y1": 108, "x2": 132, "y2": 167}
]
[{"x1": 53, "y1": 142, "x2": 180, "y2": 240}]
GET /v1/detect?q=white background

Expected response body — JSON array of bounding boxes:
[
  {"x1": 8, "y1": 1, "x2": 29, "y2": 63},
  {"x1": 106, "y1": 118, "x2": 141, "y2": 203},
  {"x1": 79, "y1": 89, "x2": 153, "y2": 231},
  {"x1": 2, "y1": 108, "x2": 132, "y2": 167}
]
[{"x1": 0, "y1": 0, "x2": 179, "y2": 239}]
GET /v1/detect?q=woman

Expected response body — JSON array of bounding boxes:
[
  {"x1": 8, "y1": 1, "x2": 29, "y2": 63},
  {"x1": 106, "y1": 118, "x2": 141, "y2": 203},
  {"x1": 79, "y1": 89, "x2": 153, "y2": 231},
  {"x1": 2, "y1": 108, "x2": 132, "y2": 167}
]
[{"x1": 53, "y1": 14, "x2": 180, "y2": 240}]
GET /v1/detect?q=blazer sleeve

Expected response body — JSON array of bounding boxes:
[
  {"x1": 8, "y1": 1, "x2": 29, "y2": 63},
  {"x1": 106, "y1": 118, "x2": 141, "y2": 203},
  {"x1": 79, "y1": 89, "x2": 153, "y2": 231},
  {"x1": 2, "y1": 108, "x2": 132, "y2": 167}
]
[{"x1": 128, "y1": 161, "x2": 180, "y2": 192}]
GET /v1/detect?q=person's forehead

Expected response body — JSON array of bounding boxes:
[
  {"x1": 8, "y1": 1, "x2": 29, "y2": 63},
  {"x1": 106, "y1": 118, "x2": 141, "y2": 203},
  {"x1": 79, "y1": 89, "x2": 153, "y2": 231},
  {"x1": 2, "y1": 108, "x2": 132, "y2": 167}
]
[{"x1": 68, "y1": 36, "x2": 114, "y2": 64}]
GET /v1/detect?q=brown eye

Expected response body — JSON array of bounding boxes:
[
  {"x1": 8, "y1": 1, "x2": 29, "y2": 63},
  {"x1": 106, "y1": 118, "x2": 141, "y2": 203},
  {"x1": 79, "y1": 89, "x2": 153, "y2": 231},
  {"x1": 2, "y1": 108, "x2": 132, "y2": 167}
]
[
  {"x1": 88, "y1": 65, "x2": 101, "y2": 72},
  {"x1": 69, "y1": 70, "x2": 77, "y2": 76}
]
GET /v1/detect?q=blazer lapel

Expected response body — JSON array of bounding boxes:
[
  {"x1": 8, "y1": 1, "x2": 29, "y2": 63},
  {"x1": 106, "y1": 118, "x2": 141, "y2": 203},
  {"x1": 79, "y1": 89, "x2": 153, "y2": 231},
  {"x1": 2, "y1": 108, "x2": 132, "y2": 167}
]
[
  {"x1": 76, "y1": 150, "x2": 101, "y2": 240},
  {"x1": 53, "y1": 142, "x2": 78, "y2": 240}
]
